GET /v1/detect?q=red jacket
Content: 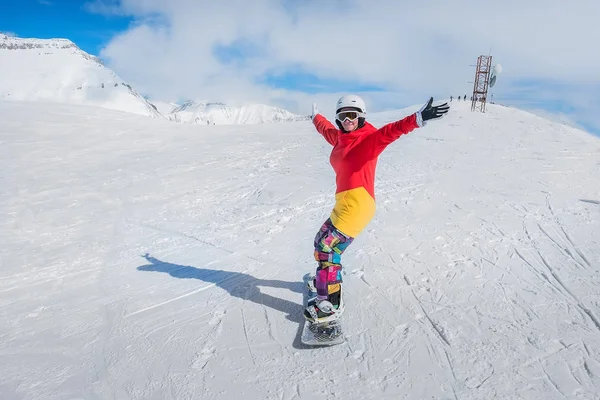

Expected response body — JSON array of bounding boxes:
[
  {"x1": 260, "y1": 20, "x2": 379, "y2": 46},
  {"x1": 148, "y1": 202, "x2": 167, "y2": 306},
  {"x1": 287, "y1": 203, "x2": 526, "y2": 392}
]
[{"x1": 314, "y1": 113, "x2": 420, "y2": 237}]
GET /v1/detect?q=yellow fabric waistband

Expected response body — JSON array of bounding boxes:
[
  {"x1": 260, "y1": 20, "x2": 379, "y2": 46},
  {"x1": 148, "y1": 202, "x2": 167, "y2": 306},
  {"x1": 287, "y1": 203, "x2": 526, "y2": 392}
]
[{"x1": 329, "y1": 187, "x2": 376, "y2": 238}]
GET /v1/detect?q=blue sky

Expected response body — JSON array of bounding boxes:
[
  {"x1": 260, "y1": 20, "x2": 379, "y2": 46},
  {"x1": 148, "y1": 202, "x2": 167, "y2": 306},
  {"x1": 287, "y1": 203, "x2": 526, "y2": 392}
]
[
  {"x1": 2, "y1": 1, "x2": 600, "y2": 136},
  {"x1": 0, "y1": 0, "x2": 131, "y2": 56}
]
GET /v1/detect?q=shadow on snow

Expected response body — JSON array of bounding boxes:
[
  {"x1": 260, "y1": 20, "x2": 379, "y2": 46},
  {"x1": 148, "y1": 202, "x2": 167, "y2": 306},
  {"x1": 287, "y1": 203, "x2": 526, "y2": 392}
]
[{"x1": 137, "y1": 253, "x2": 311, "y2": 348}]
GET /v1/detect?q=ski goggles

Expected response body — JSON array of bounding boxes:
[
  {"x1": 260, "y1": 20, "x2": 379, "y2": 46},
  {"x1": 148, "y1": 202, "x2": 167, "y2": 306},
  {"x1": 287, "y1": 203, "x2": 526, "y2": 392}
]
[{"x1": 335, "y1": 110, "x2": 364, "y2": 122}]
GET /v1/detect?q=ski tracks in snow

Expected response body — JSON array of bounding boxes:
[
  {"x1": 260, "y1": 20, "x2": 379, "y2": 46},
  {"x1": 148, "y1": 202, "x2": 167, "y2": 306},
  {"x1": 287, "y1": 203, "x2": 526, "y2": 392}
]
[
  {"x1": 192, "y1": 310, "x2": 226, "y2": 370},
  {"x1": 339, "y1": 175, "x2": 600, "y2": 399},
  {"x1": 4, "y1": 103, "x2": 600, "y2": 400}
]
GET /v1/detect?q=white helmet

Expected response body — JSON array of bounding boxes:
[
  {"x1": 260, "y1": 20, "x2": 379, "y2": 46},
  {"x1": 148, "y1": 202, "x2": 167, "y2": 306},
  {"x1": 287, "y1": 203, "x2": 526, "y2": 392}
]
[{"x1": 335, "y1": 94, "x2": 366, "y2": 114}]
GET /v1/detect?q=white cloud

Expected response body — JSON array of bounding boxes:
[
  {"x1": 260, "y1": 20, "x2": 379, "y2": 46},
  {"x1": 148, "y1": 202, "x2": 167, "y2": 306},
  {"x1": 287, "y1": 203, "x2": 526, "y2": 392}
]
[{"x1": 90, "y1": 0, "x2": 600, "y2": 133}]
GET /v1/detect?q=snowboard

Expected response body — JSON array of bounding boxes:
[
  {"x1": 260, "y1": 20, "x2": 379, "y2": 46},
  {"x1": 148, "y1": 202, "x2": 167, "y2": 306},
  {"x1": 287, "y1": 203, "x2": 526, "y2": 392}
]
[{"x1": 301, "y1": 273, "x2": 345, "y2": 346}]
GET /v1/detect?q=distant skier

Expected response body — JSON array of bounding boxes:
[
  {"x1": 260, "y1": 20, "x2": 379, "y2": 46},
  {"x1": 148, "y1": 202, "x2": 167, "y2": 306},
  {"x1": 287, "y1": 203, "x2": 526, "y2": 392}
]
[{"x1": 305, "y1": 95, "x2": 449, "y2": 323}]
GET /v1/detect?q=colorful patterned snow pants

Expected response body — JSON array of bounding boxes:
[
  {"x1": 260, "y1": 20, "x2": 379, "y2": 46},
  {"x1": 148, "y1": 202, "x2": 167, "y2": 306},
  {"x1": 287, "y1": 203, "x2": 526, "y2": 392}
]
[{"x1": 313, "y1": 218, "x2": 354, "y2": 300}]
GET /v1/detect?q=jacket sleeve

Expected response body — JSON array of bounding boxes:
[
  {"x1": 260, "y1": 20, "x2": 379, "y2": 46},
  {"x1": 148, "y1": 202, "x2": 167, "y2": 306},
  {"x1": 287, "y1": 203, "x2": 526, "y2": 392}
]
[
  {"x1": 313, "y1": 114, "x2": 339, "y2": 146},
  {"x1": 367, "y1": 113, "x2": 420, "y2": 156}
]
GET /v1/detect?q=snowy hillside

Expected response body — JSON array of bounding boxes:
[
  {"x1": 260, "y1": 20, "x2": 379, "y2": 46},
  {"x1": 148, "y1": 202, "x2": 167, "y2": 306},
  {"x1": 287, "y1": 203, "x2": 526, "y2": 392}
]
[
  {"x1": 0, "y1": 35, "x2": 161, "y2": 118},
  {"x1": 148, "y1": 99, "x2": 179, "y2": 116},
  {"x1": 168, "y1": 100, "x2": 309, "y2": 125},
  {"x1": 1, "y1": 99, "x2": 599, "y2": 400}
]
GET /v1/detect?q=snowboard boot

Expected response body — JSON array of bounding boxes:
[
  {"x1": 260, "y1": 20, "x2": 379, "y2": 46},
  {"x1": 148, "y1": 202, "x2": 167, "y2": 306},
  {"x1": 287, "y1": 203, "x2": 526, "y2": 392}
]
[
  {"x1": 307, "y1": 275, "x2": 317, "y2": 292},
  {"x1": 304, "y1": 288, "x2": 344, "y2": 323}
]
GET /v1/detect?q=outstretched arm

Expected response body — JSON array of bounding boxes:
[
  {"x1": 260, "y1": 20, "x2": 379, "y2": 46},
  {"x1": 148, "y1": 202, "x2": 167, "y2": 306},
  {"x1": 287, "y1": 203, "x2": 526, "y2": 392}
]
[
  {"x1": 368, "y1": 97, "x2": 449, "y2": 156},
  {"x1": 312, "y1": 103, "x2": 338, "y2": 146},
  {"x1": 358, "y1": 113, "x2": 419, "y2": 158},
  {"x1": 375, "y1": 113, "x2": 420, "y2": 149}
]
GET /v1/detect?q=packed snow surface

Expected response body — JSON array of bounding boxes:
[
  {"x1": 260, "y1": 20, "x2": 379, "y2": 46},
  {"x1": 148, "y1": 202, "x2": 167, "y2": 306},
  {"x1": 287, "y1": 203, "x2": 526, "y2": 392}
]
[{"x1": 1, "y1": 100, "x2": 599, "y2": 399}]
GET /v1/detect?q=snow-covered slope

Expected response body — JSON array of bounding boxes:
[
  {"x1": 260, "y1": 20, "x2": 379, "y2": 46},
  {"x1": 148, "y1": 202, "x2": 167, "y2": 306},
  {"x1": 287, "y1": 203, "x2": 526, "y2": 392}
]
[
  {"x1": 1, "y1": 100, "x2": 599, "y2": 399},
  {"x1": 168, "y1": 100, "x2": 309, "y2": 125},
  {"x1": 148, "y1": 99, "x2": 179, "y2": 117},
  {"x1": 0, "y1": 35, "x2": 161, "y2": 118}
]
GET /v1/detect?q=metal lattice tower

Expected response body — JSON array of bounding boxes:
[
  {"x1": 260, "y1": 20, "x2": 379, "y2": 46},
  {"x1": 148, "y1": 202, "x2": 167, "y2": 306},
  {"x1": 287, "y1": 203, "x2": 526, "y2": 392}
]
[{"x1": 471, "y1": 55, "x2": 492, "y2": 113}]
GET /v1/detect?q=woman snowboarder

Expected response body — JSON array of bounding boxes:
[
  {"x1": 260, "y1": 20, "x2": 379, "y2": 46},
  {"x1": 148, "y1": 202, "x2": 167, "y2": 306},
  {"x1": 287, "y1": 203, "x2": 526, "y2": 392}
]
[{"x1": 304, "y1": 95, "x2": 450, "y2": 323}]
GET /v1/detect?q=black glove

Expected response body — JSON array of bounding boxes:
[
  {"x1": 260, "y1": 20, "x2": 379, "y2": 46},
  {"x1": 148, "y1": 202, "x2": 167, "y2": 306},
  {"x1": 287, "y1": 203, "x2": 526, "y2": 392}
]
[{"x1": 417, "y1": 97, "x2": 449, "y2": 125}]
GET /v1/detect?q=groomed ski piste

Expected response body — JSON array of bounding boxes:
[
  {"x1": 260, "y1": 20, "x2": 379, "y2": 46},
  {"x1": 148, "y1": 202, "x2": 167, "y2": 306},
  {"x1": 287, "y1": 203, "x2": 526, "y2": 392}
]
[{"x1": 1, "y1": 99, "x2": 599, "y2": 399}]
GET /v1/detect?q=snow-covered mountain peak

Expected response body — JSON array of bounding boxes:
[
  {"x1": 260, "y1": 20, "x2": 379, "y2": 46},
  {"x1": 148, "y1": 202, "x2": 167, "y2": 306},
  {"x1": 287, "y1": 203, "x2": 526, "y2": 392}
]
[
  {"x1": 0, "y1": 35, "x2": 161, "y2": 118},
  {"x1": 2, "y1": 35, "x2": 71, "y2": 49},
  {"x1": 1, "y1": 36, "x2": 106, "y2": 66}
]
